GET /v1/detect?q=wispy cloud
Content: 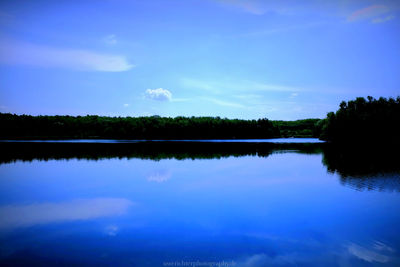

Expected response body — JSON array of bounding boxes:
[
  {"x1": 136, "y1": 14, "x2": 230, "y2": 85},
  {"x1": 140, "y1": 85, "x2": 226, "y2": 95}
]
[
  {"x1": 180, "y1": 78, "x2": 306, "y2": 111},
  {"x1": 217, "y1": 0, "x2": 267, "y2": 15},
  {"x1": 181, "y1": 78, "x2": 302, "y2": 93},
  {"x1": 372, "y1": 15, "x2": 395, "y2": 24},
  {"x1": 103, "y1": 34, "x2": 117, "y2": 45},
  {"x1": 347, "y1": 5, "x2": 391, "y2": 22},
  {"x1": 373, "y1": 241, "x2": 395, "y2": 252},
  {"x1": 171, "y1": 98, "x2": 190, "y2": 102},
  {"x1": 147, "y1": 170, "x2": 172, "y2": 183},
  {"x1": 0, "y1": 41, "x2": 133, "y2": 72},
  {"x1": 252, "y1": 82, "x2": 302, "y2": 92},
  {"x1": 347, "y1": 243, "x2": 391, "y2": 263},
  {"x1": 204, "y1": 97, "x2": 245, "y2": 108},
  {"x1": 144, "y1": 88, "x2": 172, "y2": 101},
  {"x1": 235, "y1": 21, "x2": 326, "y2": 38},
  {"x1": 180, "y1": 78, "x2": 217, "y2": 92},
  {"x1": 105, "y1": 225, "x2": 119, "y2": 236},
  {"x1": 233, "y1": 94, "x2": 263, "y2": 100},
  {"x1": 179, "y1": 77, "x2": 351, "y2": 119},
  {"x1": 215, "y1": 0, "x2": 302, "y2": 15}
]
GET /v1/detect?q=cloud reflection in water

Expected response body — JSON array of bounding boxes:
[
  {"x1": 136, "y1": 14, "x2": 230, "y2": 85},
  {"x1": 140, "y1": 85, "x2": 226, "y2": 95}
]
[
  {"x1": 147, "y1": 169, "x2": 172, "y2": 183},
  {"x1": 0, "y1": 198, "x2": 133, "y2": 230}
]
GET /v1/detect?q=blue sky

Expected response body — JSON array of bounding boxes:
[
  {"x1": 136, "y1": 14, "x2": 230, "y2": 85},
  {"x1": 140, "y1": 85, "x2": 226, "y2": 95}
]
[{"x1": 0, "y1": 0, "x2": 399, "y2": 120}]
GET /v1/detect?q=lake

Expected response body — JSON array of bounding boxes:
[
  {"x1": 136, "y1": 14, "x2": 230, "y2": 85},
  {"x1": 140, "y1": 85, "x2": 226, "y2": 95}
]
[{"x1": 0, "y1": 140, "x2": 399, "y2": 266}]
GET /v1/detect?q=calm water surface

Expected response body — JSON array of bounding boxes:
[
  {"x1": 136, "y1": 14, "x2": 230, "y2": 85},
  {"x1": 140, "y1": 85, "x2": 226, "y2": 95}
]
[{"x1": 0, "y1": 140, "x2": 399, "y2": 266}]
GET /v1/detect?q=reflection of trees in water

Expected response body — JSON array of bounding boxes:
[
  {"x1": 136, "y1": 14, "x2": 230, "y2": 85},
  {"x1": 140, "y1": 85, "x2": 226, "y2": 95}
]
[
  {"x1": 1, "y1": 142, "x2": 399, "y2": 192},
  {"x1": 338, "y1": 174, "x2": 400, "y2": 192},
  {"x1": 0, "y1": 142, "x2": 322, "y2": 163},
  {"x1": 322, "y1": 146, "x2": 399, "y2": 177},
  {"x1": 321, "y1": 145, "x2": 400, "y2": 192}
]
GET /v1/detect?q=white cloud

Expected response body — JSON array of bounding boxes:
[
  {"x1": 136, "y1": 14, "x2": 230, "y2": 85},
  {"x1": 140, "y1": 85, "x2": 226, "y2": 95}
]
[
  {"x1": 290, "y1": 92, "x2": 298, "y2": 98},
  {"x1": 123, "y1": 103, "x2": 129, "y2": 107},
  {"x1": 0, "y1": 41, "x2": 133, "y2": 72},
  {"x1": 103, "y1": 34, "x2": 117, "y2": 45},
  {"x1": 144, "y1": 88, "x2": 172, "y2": 101}
]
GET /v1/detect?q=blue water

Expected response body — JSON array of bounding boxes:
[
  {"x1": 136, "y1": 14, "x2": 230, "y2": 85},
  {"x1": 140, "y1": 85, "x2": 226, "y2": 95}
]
[{"x1": 0, "y1": 143, "x2": 399, "y2": 266}]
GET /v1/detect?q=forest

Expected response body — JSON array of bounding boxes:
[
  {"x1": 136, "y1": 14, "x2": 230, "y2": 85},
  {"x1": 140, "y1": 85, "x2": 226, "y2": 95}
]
[
  {"x1": 0, "y1": 96, "x2": 398, "y2": 141},
  {"x1": 319, "y1": 96, "x2": 400, "y2": 143},
  {"x1": 272, "y1": 119, "x2": 321, "y2": 137},
  {"x1": 0, "y1": 114, "x2": 320, "y2": 139}
]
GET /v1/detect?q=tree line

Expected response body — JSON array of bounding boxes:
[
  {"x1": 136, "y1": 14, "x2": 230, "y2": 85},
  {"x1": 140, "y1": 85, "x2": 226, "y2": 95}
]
[
  {"x1": 2, "y1": 114, "x2": 320, "y2": 139},
  {"x1": 1, "y1": 96, "x2": 397, "y2": 141},
  {"x1": 319, "y1": 96, "x2": 400, "y2": 143},
  {"x1": 272, "y1": 119, "x2": 321, "y2": 137}
]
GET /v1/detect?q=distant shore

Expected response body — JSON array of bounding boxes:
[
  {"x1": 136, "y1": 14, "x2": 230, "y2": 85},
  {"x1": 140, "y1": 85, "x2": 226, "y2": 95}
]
[
  {"x1": 0, "y1": 113, "x2": 321, "y2": 140},
  {"x1": 1, "y1": 96, "x2": 399, "y2": 143}
]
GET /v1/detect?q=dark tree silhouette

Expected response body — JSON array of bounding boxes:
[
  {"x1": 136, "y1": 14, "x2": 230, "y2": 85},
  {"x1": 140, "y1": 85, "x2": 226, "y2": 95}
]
[
  {"x1": 0, "y1": 114, "x2": 283, "y2": 139},
  {"x1": 319, "y1": 96, "x2": 400, "y2": 143}
]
